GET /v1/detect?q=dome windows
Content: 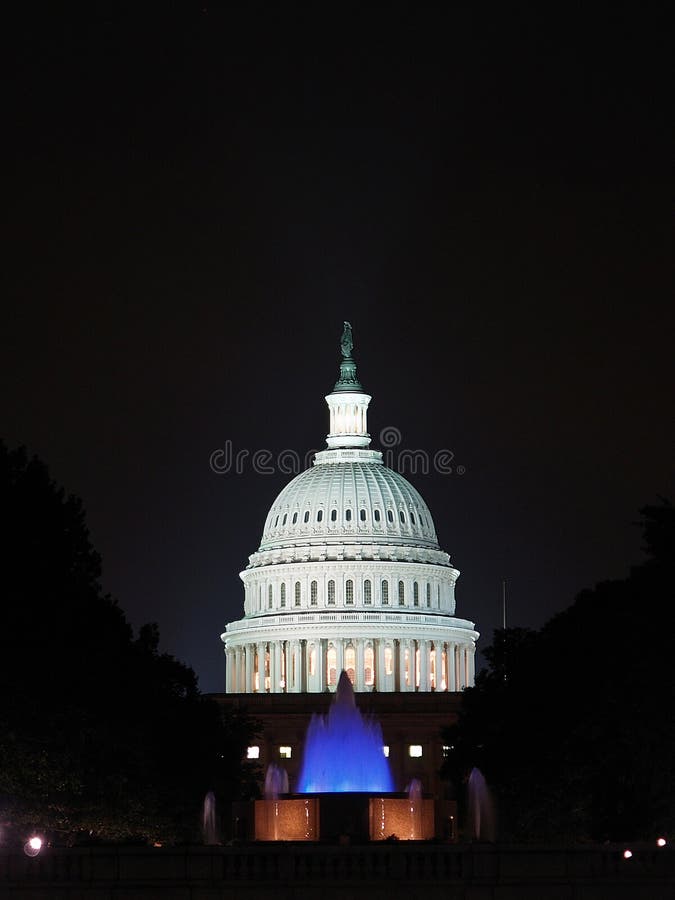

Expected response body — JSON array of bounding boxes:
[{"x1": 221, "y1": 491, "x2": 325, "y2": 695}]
[
  {"x1": 345, "y1": 508, "x2": 352, "y2": 522},
  {"x1": 399, "y1": 510, "x2": 406, "y2": 524},
  {"x1": 282, "y1": 514, "x2": 287, "y2": 526},
  {"x1": 398, "y1": 580, "x2": 405, "y2": 605},
  {"x1": 310, "y1": 580, "x2": 318, "y2": 606},
  {"x1": 280, "y1": 583, "x2": 286, "y2": 607},
  {"x1": 413, "y1": 581, "x2": 419, "y2": 607},
  {"x1": 317, "y1": 509, "x2": 323, "y2": 522},
  {"x1": 303, "y1": 510, "x2": 310, "y2": 523},
  {"x1": 374, "y1": 509, "x2": 381, "y2": 522},
  {"x1": 381, "y1": 580, "x2": 389, "y2": 605},
  {"x1": 411, "y1": 512, "x2": 416, "y2": 525},
  {"x1": 330, "y1": 509, "x2": 337, "y2": 522},
  {"x1": 426, "y1": 583, "x2": 431, "y2": 607},
  {"x1": 387, "y1": 509, "x2": 394, "y2": 523},
  {"x1": 268, "y1": 585, "x2": 273, "y2": 608},
  {"x1": 359, "y1": 508, "x2": 367, "y2": 522},
  {"x1": 327, "y1": 580, "x2": 335, "y2": 605},
  {"x1": 274, "y1": 515, "x2": 279, "y2": 527},
  {"x1": 292, "y1": 512, "x2": 298, "y2": 524},
  {"x1": 294, "y1": 582, "x2": 301, "y2": 606},
  {"x1": 345, "y1": 579, "x2": 354, "y2": 604},
  {"x1": 364, "y1": 579, "x2": 372, "y2": 604}
]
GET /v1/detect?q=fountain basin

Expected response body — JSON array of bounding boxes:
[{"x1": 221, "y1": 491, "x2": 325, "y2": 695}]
[{"x1": 253, "y1": 793, "x2": 434, "y2": 842}]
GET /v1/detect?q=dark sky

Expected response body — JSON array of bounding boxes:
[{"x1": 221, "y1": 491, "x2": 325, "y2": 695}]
[{"x1": 3, "y1": 4, "x2": 672, "y2": 691}]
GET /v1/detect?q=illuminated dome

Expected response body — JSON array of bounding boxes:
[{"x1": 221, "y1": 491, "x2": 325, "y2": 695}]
[
  {"x1": 222, "y1": 322, "x2": 478, "y2": 695},
  {"x1": 259, "y1": 455, "x2": 439, "y2": 553}
]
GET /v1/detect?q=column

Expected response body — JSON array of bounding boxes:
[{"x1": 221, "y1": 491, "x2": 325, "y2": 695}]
[
  {"x1": 435, "y1": 642, "x2": 443, "y2": 691},
  {"x1": 226, "y1": 647, "x2": 236, "y2": 693},
  {"x1": 255, "y1": 642, "x2": 264, "y2": 692},
  {"x1": 376, "y1": 639, "x2": 386, "y2": 691},
  {"x1": 336, "y1": 639, "x2": 344, "y2": 677},
  {"x1": 468, "y1": 645, "x2": 475, "y2": 686},
  {"x1": 281, "y1": 641, "x2": 288, "y2": 692},
  {"x1": 356, "y1": 639, "x2": 365, "y2": 692},
  {"x1": 397, "y1": 639, "x2": 407, "y2": 691},
  {"x1": 245, "y1": 644, "x2": 254, "y2": 693},
  {"x1": 420, "y1": 639, "x2": 430, "y2": 692},
  {"x1": 447, "y1": 643, "x2": 457, "y2": 692},
  {"x1": 456, "y1": 645, "x2": 464, "y2": 690},
  {"x1": 268, "y1": 641, "x2": 277, "y2": 693},
  {"x1": 317, "y1": 639, "x2": 325, "y2": 692}
]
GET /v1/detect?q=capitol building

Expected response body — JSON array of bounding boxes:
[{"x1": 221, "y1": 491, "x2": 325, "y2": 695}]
[{"x1": 222, "y1": 324, "x2": 478, "y2": 699}]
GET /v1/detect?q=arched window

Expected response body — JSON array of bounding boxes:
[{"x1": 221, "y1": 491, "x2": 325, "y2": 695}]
[
  {"x1": 327, "y1": 646, "x2": 337, "y2": 685},
  {"x1": 411, "y1": 511, "x2": 416, "y2": 525},
  {"x1": 359, "y1": 508, "x2": 366, "y2": 521},
  {"x1": 364, "y1": 579, "x2": 372, "y2": 605},
  {"x1": 274, "y1": 515, "x2": 279, "y2": 526},
  {"x1": 280, "y1": 583, "x2": 286, "y2": 607},
  {"x1": 303, "y1": 510, "x2": 310, "y2": 523},
  {"x1": 268, "y1": 585, "x2": 273, "y2": 608},
  {"x1": 327, "y1": 580, "x2": 335, "y2": 605},
  {"x1": 413, "y1": 581, "x2": 419, "y2": 607},
  {"x1": 345, "y1": 508, "x2": 352, "y2": 522},
  {"x1": 398, "y1": 580, "x2": 405, "y2": 605},
  {"x1": 294, "y1": 581, "x2": 301, "y2": 606},
  {"x1": 310, "y1": 580, "x2": 318, "y2": 606},
  {"x1": 374, "y1": 509, "x2": 381, "y2": 522},
  {"x1": 437, "y1": 584, "x2": 441, "y2": 607},
  {"x1": 365, "y1": 646, "x2": 374, "y2": 686},
  {"x1": 399, "y1": 509, "x2": 406, "y2": 524},
  {"x1": 282, "y1": 513, "x2": 287, "y2": 526},
  {"x1": 387, "y1": 509, "x2": 394, "y2": 523},
  {"x1": 345, "y1": 579, "x2": 354, "y2": 604},
  {"x1": 331, "y1": 508, "x2": 337, "y2": 522},
  {"x1": 426, "y1": 583, "x2": 431, "y2": 607},
  {"x1": 292, "y1": 512, "x2": 298, "y2": 524},
  {"x1": 317, "y1": 509, "x2": 323, "y2": 522},
  {"x1": 381, "y1": 580, "x2": 389, "y2": 605},
  {"x1": 345, "y1": 646, "x2": 356, "y2": 684}
]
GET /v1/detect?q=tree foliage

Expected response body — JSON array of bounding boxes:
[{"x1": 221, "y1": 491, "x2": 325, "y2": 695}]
[
  {"x1": 442, "y1": 501, "x2": 675, "y2": 842},
  {"x1": 0, "y1": 442, "x2": 257, "y2": 843}
]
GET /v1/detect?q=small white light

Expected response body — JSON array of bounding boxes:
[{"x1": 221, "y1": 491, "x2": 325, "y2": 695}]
[
  {"x1": 23, "y1": 836, "x2": 43, "y2": 857},
  {"x1": 409, "y1": 744, "x2": 423, "y2": 758},
  {"x1": 382, "y1": 745, "x2": 390, "y2": 757},
  {"x1": 279, "y1": 745, "x2": 292, "y2": 759},
  {"x1": 246, "y1": 745, "x2": 260, "y2": 759},
  {"x1": 623, "y1": 849, "x2": 632, "y2": 859},
  {"x1": 657, "y1": 837, "x2": 666, "y2": 847}
]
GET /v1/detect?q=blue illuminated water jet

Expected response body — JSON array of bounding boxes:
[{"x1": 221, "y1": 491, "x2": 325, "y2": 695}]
[{"x1": 296, "y1": 671, "x2": 394, "y2": 793}]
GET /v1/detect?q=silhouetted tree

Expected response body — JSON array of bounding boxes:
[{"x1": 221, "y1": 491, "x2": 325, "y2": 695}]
[
  {"x1": 442, "y1": 501, "x2": 675, "y2": 842},
  {"x1": 0, "y1": 441, "x2": 256, "y2": 843}
]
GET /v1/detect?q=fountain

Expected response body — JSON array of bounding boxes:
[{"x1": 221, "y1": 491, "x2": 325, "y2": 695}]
[
  {"x1": 467, "y1": 767, "x2": 496, "y2": 842},
  {"x1": 253, "y1": 672, "x2": 434, "y2": 841},
  {"x1": 297, "y1": 671, "x2": 394, "y2": 793},
  {"x1": 202, "y1": 791, "x2": 219, "y2": 845}
]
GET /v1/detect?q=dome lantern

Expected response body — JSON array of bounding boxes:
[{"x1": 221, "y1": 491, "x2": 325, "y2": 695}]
[{"x1": 325, "y1": 322, "x2": 372, "y2": 450}]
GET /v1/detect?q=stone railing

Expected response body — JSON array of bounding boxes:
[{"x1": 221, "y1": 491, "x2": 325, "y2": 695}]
[{"x1": 1, "y1": 843, "x2": 672, "y2": 898}]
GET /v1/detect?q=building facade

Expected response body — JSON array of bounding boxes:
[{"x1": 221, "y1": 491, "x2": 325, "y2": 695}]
[{"x1": 221, "y1": 323, "x2": 478, "y2": 696}]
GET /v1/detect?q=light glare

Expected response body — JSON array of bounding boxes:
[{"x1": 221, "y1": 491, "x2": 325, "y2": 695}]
[
  {"x1": 623, "y1": 849, "x2": 632, "y2": 859},
  {"x1": 657, "y1": 837, "x2": 666, "y2": 847}
]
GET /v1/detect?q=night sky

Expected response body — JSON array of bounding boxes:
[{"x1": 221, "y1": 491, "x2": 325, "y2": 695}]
[{"x1": 3, "y1": 5, "x2": 672, "y2": 692}]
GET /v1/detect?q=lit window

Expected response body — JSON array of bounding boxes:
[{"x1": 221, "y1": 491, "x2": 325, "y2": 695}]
[
  {"x1": 327, "y1": 580, "x2": 335, "y2": 605},
  {"x1": 294, "y1": 582, "x2": 301, "y2": 606},
  {"x1": 247, "y1": 746, "x2": 260, "y2": 759},
  {"x1": 442, "y1": 745, "x2": 453, "y2": 758},
  {"x1": 279, "y1": 746, "x2": 292, "y2": 759},
  {"x1": 381, "y1": 580, "x2": 389, "y2": 605},
  {"x1": 382, "y1": 745, "x2": 390, "y2": 758},
  {"x1": 409, "y1": 745, "x2": 423, "y2": 758},
  {"x1": 364, "y1": 579, "x2": 372, "y2": 605},
  {"x1": 360, "y1": 508, "x2": 366, "y2": 521},
  {"x1": 327, "y1": 646, "x2": 337, "y2": 685},
  {"x1": 345, "y1": 579, "x2": 354, "y2": 604},
  {"x1": 345, "y1": 508, "x2": 352, "y2": 521},
  {"x1": 310, "y1": 580, "x2": 318, "y2": 606},
  {"x1": 365, "y1": 646, "x2": 374, "y2": 685},
  {"x1": 398, "y1": 580, "x2": 405, "y2": 605},
  {"x1": 374, "y1": 509, "x2": 381, "y2": 522}
]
